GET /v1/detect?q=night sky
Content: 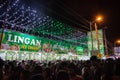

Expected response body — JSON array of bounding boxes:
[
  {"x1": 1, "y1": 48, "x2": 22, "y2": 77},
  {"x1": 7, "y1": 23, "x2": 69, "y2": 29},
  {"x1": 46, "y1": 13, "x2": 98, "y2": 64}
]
[
  {"x1": 61, "y1": 0, "x2": 120, "y2": 44},
  {"x1": 9, "y1": 0, "x2": 120, "y2": 44}
]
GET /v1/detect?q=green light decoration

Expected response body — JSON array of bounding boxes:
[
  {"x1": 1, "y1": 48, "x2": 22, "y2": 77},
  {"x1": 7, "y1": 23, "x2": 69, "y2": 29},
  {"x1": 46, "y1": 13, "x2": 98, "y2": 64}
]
[
  {"x1": 34, "y1": 19, "x2": 72, "y2": 36},
  {"x1": 76, "y1": 46, "x2": 84, "y2": 55},
  {"x1": 31, "y1": 18, "x2": 88, "y2": 54}
]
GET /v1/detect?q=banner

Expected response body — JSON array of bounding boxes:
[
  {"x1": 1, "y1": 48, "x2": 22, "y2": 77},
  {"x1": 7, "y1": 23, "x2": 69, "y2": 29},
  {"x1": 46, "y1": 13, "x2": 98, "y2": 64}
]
[
  {"x1": 0, "y1": 29, "x2": 75, "y2": 53},
  {"x1": 87, "y1": 29, "x2": 104, "y2": 54},
  {"x1": 1, "y1": 30, "x2": 42, "y2": 52}
]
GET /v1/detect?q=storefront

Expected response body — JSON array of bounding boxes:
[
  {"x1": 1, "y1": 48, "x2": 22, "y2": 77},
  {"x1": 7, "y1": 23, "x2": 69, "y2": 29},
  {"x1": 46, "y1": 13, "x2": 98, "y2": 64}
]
[{"x1": 0, "y1": 29, "x2": 88, "y2": 61}]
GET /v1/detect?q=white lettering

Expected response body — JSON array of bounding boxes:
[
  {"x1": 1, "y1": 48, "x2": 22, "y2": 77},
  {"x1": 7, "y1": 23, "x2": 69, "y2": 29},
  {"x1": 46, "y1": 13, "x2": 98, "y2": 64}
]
[
  {"x1": 18, "y1": 36, "x2": 24, "y2": 44},
  {"x1": 36, "y1": 40, "x2": 41, "y2": 46},
  {"x1": 8, "y1": 34, "x2": 13, "y2": 42},
  {"x1": 25, "y1": 38, "x2": 30, "y2": 44},
  {"x1": 7, "y1": 33, "x2": 42, "y2": 46},
  {"x1": 30, "y1": 39, "x2": 35, "y2": 45},
  {"x1": 14, "y1": 35, "x2": 17, "y2": 42}
]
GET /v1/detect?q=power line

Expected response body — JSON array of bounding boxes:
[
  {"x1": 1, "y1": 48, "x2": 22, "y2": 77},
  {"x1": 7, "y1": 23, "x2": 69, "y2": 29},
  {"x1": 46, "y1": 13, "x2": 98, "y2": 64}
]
[
  {"x1": 54, "y1": 1, "x2": 89, "y2": 29},
  {"x1": 38, "y1": 5, "x2": 89, "y2": 32},
  {"x1": 56, "y1": 0, "x2": 89, "y2": 26}
]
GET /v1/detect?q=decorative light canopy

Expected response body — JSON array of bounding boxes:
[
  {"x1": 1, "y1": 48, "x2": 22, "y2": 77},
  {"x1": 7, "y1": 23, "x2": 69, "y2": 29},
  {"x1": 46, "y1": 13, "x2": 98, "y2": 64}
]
[{"x1": 0, "y1": 0, "x2": 87, "y2": 46}]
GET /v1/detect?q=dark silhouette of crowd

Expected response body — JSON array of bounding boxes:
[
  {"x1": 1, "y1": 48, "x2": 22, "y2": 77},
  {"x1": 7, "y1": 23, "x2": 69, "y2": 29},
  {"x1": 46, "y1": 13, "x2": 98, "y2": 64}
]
[{"x1": 0, "y1": 56, "x2": 120, "y2": 80}]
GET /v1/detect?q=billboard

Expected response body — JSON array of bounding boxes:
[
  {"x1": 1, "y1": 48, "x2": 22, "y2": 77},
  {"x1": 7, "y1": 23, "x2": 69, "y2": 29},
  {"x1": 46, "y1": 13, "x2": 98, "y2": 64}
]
[
  {"x1": 0, "y1": 29, "x2": 76, "y2": 53},
  {"x1": 87, "y1": 29, "x2": 104, "y2": 55},
  {"x1": 1, "y1": 30, "x2": 42, "y2": 52}
]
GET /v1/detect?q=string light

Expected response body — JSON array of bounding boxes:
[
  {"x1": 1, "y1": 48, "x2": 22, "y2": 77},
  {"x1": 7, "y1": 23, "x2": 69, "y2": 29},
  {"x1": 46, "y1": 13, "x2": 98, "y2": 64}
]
[
  {"x1": 0, "y1": 0, "x2": 7, "y2": 9},
  {"x1": 0, "y1": 0, "x2": 87, "y2": 46}
]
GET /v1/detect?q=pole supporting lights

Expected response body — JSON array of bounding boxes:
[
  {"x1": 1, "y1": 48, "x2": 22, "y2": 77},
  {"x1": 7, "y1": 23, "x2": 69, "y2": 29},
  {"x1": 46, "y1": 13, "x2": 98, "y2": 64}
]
[
  {"x1": 90, "y1": 15, "x2": 103, "y2": 56},
  {"x1": 90, "y1": 21, "x2": 94, "y2": 54}
]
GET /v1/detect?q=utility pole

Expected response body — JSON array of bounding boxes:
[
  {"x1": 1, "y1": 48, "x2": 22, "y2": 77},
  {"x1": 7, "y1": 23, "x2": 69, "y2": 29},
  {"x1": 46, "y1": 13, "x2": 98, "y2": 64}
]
[
  {"x1": 103, "y1": 28, "x2": 108, "y2": 55},
  {"x1": 0, "y1": 0, "x2": 10, "y2": 49},
  {"x1": 90, "y1": 22, "x2": 93, "y2": 55},
  {"x1": 0, "y1": 19, "x2": 5, "y2": 49},
  {"x1": 94, "y1": 23, "x2": 100, "y2": 52}
]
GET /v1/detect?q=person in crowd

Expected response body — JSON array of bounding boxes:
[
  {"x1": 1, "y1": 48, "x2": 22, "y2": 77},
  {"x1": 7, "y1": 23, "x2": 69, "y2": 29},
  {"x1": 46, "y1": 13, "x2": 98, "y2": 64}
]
[
  {"x1": 56, "y1": 70, "x2": 70, "y2": 80},
  {"x1": 30, "y1": 74, "x2": 45, "y2": 80},
  {"x1": 0, "y1": 56, "x2": 120, "y2": 80}
]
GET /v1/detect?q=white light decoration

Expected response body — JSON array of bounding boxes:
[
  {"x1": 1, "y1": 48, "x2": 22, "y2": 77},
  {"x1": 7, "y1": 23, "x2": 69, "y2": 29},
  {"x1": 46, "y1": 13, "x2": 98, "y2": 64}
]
[
  {"x1": 0, "y1": 0, "x2": 7, "y2": 9},
  {"x1": 0, "y1": 12, "x2": 6, "y2": 18},
  {"x1": 0, "y1": 0, "x2": 19, "y2": 18},
  {"x1": 0, "y1": 0, "x2": 86, "y2": 46}
]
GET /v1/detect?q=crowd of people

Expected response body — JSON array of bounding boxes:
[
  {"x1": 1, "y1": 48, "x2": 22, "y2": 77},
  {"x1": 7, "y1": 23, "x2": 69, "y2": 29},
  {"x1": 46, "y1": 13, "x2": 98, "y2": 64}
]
[{"x1": 0, "y1": 56, "x2": 120, "y2": 80}]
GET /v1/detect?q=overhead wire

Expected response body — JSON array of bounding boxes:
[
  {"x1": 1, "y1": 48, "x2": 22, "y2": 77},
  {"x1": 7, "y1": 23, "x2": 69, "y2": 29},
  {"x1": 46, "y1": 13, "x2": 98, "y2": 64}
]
[
  {"x1": 45, "y1": 1, "x2": 89, "y2": 44},
  {"x1": 55, "y1": 0, "x2": 90, "y2": 28},
  {"x1": 55, "y1": 1, "x2": 114, "y2": 53},
  {"x1": 40, "y1": 5, "x2": 89, "y2": 32}
]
